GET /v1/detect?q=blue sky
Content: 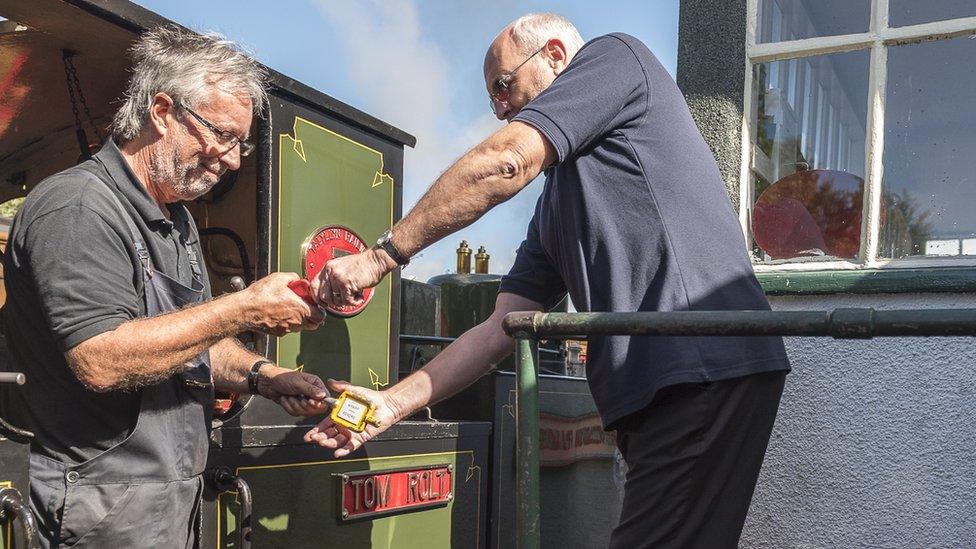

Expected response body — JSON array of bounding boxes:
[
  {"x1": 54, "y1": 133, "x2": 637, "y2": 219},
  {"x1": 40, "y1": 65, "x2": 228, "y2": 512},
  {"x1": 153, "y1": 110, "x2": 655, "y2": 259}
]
[{"x1": 135, "y1": 0, "x2": 679, "y2": 281}]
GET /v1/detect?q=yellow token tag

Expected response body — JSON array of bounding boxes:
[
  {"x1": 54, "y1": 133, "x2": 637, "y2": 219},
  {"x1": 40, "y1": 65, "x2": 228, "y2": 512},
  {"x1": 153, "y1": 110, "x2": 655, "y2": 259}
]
[{"x1": 330, "y1": 391, "x2": 382, "y2": 433}]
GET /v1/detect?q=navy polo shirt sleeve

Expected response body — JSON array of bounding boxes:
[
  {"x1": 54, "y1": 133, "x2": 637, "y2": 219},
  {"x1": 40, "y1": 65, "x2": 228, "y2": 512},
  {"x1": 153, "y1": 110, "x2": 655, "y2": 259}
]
[
  {"x1": 19, "y1": 182, "x2": 141, "y2": 352},
  {"x1": 499, "y1": 203, "x2": 567, "y2": 310},
  {"x1": 513, "y1": 34, "x2": 649, "y2": 162}
]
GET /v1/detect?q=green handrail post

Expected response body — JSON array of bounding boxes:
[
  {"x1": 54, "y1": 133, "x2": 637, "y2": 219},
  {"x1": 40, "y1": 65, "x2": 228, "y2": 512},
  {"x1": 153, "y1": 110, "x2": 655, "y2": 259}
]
[{"x1": 515, "y1": 336, "x2": 540, "y2": 548}]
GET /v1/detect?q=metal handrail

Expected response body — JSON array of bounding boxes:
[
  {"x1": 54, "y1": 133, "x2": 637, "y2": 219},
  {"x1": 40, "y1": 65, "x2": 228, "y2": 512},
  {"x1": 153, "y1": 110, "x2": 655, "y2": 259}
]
[
  {"x1": 0, "y1": 487, "x2": 39, "y2": 549},
  {"x1": 501, "y1": 307, "x2": 976, "y2": 548},
  {"x1": 0, "y1": 372, "x2": 34, "y2": 442},
  {"x1": 212, "y1": 467, "x2": 253, "y2": 549},
  {"x1": 0, "y1": 372, "x2": 25, "y2": 385},
  {"x1": 503, "y1": 308, "x2": 976, "y2": 339}
]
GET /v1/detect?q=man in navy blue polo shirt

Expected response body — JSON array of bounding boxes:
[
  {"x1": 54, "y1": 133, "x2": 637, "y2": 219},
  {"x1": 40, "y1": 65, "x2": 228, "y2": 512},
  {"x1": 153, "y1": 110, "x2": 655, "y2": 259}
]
[{"x1": 308, "y1": 12, "x2": 790, "y2": 546}]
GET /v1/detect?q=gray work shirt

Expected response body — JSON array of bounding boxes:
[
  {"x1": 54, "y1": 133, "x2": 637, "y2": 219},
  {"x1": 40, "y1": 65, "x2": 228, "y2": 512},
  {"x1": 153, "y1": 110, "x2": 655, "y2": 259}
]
[
  {"x1": 1, "y1": 139, "x2": 211, "y2": 463},
  {"x1": 500, "y1": 34, "x2": 790, "y2": 428}
]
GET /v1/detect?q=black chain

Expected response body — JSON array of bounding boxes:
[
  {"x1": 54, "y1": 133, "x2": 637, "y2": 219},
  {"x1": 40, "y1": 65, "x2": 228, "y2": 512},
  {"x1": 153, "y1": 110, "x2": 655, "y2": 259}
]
[
  {"x1": 63, "y1": 54, "x2": 83, "y2": 134},
  {"x1": 62, "y1": 51, "x2": 103, "y2": 142}
]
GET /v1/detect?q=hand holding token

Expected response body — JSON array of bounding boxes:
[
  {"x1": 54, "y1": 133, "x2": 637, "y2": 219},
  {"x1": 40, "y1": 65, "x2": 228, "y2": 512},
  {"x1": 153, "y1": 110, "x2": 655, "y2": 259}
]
[
  {"x1": 287, "y1": 279, "x2": 317, "y2": 306},
  {"x1": 304, "y1": 379, "x2": 403, "y2": 458},
  {"x1": 260, "y1": 366, "x2": 329, "y2": 416},
  {"x1": 239, "y1": 272, "x2": 324, "y2": 336},
  {"x1": 329, "y1": 391, "x2": 383, "y2": 432}
]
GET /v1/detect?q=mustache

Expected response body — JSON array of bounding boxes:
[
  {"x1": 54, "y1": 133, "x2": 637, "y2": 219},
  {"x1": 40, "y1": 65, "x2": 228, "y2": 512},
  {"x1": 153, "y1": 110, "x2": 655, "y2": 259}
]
[{"x1": 188, "y1": 162, "x2": 225, "y2": 179}]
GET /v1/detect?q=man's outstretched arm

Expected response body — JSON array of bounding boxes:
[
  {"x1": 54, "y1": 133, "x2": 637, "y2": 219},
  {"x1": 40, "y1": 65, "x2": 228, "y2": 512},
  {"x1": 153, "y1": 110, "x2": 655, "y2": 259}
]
[
  {"x1": 210, "y1": 337, "x2": 329, "y2": 417},
  {"x1": 303, "y1": 292, "x2": 543, "y2": 457},
  {"x1": 65, "y1": 272, "x2": 323, "y2": 392},
  {"x1": 313, "y1": 121, "x2": 556, "y2": 308}
]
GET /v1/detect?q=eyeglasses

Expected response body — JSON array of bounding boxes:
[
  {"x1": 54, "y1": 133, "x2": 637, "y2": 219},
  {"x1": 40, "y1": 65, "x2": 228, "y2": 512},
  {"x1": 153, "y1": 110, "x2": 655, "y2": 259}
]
[
  {"x1": 179, "y1": 102, "x2": 254, "y2": 157},
  {"x1": 488, "y1": 44, "x2": 546, "y2": 114}
]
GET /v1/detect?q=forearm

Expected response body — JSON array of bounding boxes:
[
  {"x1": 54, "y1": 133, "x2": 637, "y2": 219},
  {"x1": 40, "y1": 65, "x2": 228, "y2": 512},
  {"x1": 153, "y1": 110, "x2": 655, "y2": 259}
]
[
  {"x1": 391, "y1": 122, "x2": 550, "y2": 258},
  {"x1": 387, "y1": 319, "x2": 515, "y2": 420},
  {"x1": 211, "y1": 337, "x2": 264, "y2": 394},
  {"x1": 210, "y1": 338, "x2": 324, "y2": 407},
  {"x1": 67, "y1": 292, "x2": 252, "y2": 391}
]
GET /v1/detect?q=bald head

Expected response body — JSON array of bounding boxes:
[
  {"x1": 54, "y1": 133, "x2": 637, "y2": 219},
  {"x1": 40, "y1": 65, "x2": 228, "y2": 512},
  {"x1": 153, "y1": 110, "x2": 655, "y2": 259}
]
[
  {"x1": 501, "y1": 13, "x2": 584, "y2": 57},
  {"x1": 484, "y1": 13, "x2": 584, "y2": 121}
]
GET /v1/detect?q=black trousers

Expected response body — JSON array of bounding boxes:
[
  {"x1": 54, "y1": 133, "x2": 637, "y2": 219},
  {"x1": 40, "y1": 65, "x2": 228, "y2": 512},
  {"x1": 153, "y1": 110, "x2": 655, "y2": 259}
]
[{"x1": 608, "y1": 370, "x2": 787, "y2": 549}]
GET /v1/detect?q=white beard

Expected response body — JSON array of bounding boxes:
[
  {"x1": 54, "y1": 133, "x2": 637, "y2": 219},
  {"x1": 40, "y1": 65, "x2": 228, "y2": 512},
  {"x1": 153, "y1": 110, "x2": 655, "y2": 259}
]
[{"x1": 149, "y1": 128, "x2": 222, "y2": 202}]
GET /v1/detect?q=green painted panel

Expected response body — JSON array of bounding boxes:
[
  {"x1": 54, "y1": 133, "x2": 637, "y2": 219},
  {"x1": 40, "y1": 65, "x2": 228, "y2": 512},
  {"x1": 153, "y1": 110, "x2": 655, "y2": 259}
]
[
  {"x1": 217, "y1": 452, "x2": 464, "y2": 549},
  {"x1": 757, "y1": 267, "x2": 976, "y2": 295},
  {"x1": 276, "y1": 116, "x2": 395, "y2": 390}
]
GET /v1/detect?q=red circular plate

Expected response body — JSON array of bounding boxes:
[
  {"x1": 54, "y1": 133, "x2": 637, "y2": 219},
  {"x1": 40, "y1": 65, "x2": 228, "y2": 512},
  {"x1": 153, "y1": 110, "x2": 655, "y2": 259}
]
[{"x1": 301, "y1": 226, "x2": 374, "y2": 317}]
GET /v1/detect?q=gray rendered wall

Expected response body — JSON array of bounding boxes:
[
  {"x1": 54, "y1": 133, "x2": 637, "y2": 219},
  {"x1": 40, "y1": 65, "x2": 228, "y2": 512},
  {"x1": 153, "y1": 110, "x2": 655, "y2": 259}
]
[
  {"x1": 746, "y1": 294, "x2": 976, "y2": 547},
  {"x1": 676, "y1": 1, "x2": 976, "y2": 546}
]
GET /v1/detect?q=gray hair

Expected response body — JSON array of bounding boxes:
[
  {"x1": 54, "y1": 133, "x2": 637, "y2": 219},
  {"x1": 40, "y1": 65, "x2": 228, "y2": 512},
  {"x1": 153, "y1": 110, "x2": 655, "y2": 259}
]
[
  {"x1": 507, "y1": 13, "x2": 585, "y2": 57},
  {"x1": 111, "y1": 25, "x2": 268, "y2": 143}
]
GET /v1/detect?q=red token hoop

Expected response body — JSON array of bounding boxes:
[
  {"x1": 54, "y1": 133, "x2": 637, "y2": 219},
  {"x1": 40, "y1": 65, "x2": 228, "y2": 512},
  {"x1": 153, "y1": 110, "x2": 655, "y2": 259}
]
[{"x1": 299, "y1": 225, "x2": 374, "y2": 317}]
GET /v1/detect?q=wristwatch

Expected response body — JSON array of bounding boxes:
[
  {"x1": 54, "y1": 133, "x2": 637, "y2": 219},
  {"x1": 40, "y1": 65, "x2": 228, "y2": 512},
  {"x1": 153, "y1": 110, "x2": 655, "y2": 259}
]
[
  {"x1": 376, "y1": 229, "x2": 409, "y2": 267},
  {"x1": 247, "y1": 359, "x2": 273, "y2": 395}
]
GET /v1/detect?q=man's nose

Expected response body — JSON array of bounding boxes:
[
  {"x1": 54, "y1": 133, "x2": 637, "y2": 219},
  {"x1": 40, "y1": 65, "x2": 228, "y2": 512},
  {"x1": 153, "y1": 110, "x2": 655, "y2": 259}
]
[
  {"x1": 218, "y1": 144, "x2": 242, "y2": 171},
  {"x1": 492, "y1": 98, "x2": 510, "y2": 121}
]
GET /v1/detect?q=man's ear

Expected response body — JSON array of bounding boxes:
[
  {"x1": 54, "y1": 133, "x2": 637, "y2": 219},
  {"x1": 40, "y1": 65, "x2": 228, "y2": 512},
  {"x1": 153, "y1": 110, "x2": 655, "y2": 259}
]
[
  {"x1": 545, "y1": 38, "x2": 569, "y2": 75},
  {"x1": 148, "y1": 92, "x2": 175, "y2": 138}
]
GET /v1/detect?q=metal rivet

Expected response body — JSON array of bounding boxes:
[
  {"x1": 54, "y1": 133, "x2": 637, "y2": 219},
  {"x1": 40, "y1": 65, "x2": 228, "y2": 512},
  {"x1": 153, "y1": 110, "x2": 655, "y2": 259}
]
[
  {"x1": 65, "y1": 471, "x2": 80, "y2": 484},
  {"x1": 447, "y1": 464, "x2": 453, "y2": 472},
  {"x1": 341, "y1": 510, "x2": 349, "y2": 518}
]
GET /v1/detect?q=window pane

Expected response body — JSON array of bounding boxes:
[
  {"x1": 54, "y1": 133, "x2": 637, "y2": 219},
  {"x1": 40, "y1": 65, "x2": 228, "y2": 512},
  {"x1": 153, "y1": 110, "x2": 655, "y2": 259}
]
[
  {"x1": 880, "y1": 35, "x2": 976, "y2": 258},
  {"x1": 757, "y1": 0, "x2": 870, "y2": 43},
  {"x1": 750, "y1": 50, "x2": 869, "y2": 262},
  {"x1": 889, "y1": 0, "x2": 976, "y2": 27}
]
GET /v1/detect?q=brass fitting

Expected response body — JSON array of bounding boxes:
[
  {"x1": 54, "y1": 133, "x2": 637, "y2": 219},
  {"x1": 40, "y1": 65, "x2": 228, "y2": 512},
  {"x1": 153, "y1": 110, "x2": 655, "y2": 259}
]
[
  {"x1": 456, "y1": 240, "x2": 472, "y2": 274},
  {"x1": 475, "y1": 245, "x2": 490, "y2": 274}
]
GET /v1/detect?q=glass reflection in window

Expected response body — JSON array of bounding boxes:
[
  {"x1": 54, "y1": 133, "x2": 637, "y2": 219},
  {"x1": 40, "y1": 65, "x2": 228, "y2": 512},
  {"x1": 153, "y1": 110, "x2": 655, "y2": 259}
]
[
  {"x1": 889, "y1": 0, "x2": 976, "y2": 28},
  {"x1": 881, "y1": 34, "x2": 976, "y2": 258},
  {"x1": 757, "y1": 0, "x2": 870, "y2": 43},
  {"x1": 750, "y1": 50, "x2": 869, "y2": 262}
]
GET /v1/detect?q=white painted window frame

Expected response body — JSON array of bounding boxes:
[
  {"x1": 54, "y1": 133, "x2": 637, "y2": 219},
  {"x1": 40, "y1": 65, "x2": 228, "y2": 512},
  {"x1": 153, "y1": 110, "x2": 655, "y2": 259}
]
[{"x1": 740, "y1": 0, "x2": 976, "y2": 273}]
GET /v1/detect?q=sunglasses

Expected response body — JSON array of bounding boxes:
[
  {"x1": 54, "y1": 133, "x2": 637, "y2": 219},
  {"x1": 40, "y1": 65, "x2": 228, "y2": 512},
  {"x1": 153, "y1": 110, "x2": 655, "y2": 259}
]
[{"x1": 488, "y1": 44, "x2": 546, "y2": 114}]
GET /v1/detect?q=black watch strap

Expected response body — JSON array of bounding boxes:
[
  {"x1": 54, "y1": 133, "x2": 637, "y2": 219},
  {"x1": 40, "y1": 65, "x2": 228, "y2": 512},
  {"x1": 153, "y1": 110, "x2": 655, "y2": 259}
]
[
  {"x1": 247, "y1": 360, "x2": 273, "y2": 395},
  {"x1": 379, "y1": 237, "x2": 409, "y2": 266}
]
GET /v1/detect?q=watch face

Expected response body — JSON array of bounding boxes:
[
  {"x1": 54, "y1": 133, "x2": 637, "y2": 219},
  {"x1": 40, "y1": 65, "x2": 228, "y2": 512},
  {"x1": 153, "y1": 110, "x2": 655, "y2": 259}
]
[
  {"x1": 300, "y1": 225, "x2": 374, "y2": 317},
  {"x1": 376, "y1": 230, "x2": 406, "y2": 265}
]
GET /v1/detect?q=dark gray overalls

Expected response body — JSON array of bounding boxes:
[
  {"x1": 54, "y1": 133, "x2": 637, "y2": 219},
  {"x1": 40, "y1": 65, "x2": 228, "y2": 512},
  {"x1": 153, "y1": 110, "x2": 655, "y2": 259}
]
[{"x1": 28, "y1": 164, "x2": 214, "y2": 548}]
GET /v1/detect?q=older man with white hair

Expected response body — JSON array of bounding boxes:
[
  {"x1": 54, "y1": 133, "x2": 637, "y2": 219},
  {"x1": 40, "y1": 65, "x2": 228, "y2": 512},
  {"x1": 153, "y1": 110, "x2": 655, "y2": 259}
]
[
  {"x1": 309, "y1": 13, "x2": 791, "y2": 547},
  {"x1": 1, "y1": 26, "x2": 328, "y2": 548}
]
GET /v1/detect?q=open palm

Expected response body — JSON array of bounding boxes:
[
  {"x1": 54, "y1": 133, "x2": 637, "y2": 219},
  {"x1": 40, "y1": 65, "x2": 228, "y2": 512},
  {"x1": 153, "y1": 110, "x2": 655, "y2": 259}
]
[{"x1": 303, "y1": 379, "x2": 401, "y2": 457}]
